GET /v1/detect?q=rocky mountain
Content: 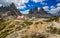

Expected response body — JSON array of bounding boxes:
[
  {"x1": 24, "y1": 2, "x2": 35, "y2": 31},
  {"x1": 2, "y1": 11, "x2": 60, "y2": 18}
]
[
  {"x1": 28, "y1": 7, "x2": 52, "y2": 18},
  {"x1": 29, "y1": 7, "x2": 38, "y2": 14},
  {"x1": 29, "y1": 7, "x2": 51, "y2": 15},
  {"x1": 33, "y1": 7, "x2": 38, "y2": 14},
  {"x1": 0, "y1": 3, "x2": 22, "y2": 20},
  {"x1": 9, "y1": 3, "x2": 22, "y2": 16}
]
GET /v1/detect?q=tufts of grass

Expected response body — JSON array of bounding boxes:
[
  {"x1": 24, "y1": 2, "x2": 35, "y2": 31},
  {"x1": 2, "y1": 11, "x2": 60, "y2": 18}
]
[
  {"x1": 23, "y1": 20, "x2": 33, "y2": 25},
  {"x1": 0, "y1": 20, "x2": 12, "y2": 31},
  {"x1": 8, "y1": 24, "x2": 15, "y2": 28},
  {"x1": 44, "y1": 17, "x2": 60, "y2": 22},
  {"x1": 0, "y1": 32, "x2": 9, "y2": 38},
  {"x1": 0, "y1": 29, "x2": 12, "y2": 38},
  {"x1": 47, "y1": 26, "x2": 60, "y2": 35},
  {"x1": 35, "y1": 22, "x2": 39, "y2": 24},
  {"x1": 15, "y1": 26, "x2": 22, "y2": 31},
  {"x1": 20, "y1": 20, "x2": 33, "y2": 27}
]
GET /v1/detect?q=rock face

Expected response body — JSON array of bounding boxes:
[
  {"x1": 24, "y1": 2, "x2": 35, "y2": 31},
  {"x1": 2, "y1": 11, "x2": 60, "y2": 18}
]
[
  {"x1": 38, "y1": 8, "x2": 49, "y2": 14},
  {"x1": 0, "y1": 3, "x2": 22, "y2": 20},
  {"x1": 29, "y1": 7, "x2": 38, "y2": 14},
  {"x1": 10, "y1": 3, "x2": 22, "y2": 16},
  {"x1": 28, "y1": 7, "x2": 52, "y2": 18},
  {"x1": 33, "y1": 7, "x2": 38, "y2": 14}
]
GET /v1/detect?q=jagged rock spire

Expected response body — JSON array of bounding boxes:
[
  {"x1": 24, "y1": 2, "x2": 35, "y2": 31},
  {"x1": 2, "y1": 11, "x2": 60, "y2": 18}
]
[
  {"x1": 10, "y1": 3, "x2": 16, "y2": 9},
  {"x1": 33, "y1": 7, "x2": 38, "y2": 14},
  {"x1": 10, "y1": 3, "x2": 22, "y2": 16}
]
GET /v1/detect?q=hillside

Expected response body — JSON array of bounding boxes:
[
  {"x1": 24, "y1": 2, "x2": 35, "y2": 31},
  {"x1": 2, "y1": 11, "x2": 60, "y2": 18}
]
[
  {"x1": 0, "y1": 16, "x2": 60, "y2": 38},
  {"x1": 0, "y1": 3, "x2": 60, "y2": 38}
]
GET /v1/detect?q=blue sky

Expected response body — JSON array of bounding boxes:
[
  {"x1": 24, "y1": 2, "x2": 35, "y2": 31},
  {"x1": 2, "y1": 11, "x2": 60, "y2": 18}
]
[
  {"x1": 0, "y1": 0, "x2": 60, "y2": 14},
  {"x1": 20, "y1": 0, "x2": 57, "y2": 10}
]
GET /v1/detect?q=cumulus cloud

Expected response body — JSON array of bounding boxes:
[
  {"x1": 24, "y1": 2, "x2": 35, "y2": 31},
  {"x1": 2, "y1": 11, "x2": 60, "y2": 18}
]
[
  {"x1": 49, "y1": 3, "x2": 60, "y2": 14},
  {"x1": 5, "y1": 0, "x2": 29, "y2": 4},
  {"x1": 57, "y1": 3, "x2": 60, "y2": 7},
  {"x1": 49, "y1": 8, "x2": 57, "y2": 14},
  {"x1": 50, "y1": 6, "x2": 55, "y2": 9},
  {"x1": 49, "y1": 7, "x2": 60, "y2": 14},
  {"x1": 17, "y1": 4, "x2": 26, "y2": 9},
  {"x1": 0, "y1": 4, "x2": 2, "y2": 7},
  {"x1": 43, "y1": 6, "x2": 49, "y2": 11},
  {"x1": 32, "y1": 0, "x2": 47, "y2": 5},
  {"x1": 0, "y1": 0, "x2": 29, "y2": 9},
  {"x1": 33, "y1": 0, "x2": 45, "y2": 3},
  {"x1": 21, "y1": 10, "x2": 29, "y2": 14}
]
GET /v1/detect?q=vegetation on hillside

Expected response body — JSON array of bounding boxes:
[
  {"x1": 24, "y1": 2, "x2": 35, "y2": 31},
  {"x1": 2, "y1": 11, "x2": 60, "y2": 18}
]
[
  {"x1": 44, "y1": 16, "x2": 60, "y2": 22},
  {"x1": 47, "y1": 26, "x2": 60, "y2": 35},
  {"x1": 0, "y1": 16, "x2": 60, "y2": 38},
  {"x1": 0, "y1": 20, "x2": 33, "y2": 38}
]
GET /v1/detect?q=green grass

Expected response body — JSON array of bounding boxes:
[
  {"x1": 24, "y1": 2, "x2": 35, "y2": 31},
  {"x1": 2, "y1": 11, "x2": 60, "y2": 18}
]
[
  {"x1": 0, "y1": 20, "x2": 33, "y2": 38},
  {"x1": 0, "y1": 20, "x2": 13, "y2": 38},
  {"x1": 47, "y1": 26, "x2": 60, "y2": 35},
  {"x1": 20, "y1": 20, "x2": 33, "y2": 27},
  {"x1": 35, "y1": 22, "x2": 39, "y2": 24},
  {"x1": 8, "y1": 24, "x2": 15, "y2": 28},
  {"x1": 44, "y1": 17, "x2": 60, "y2": 22},
  {"x1": 0, "y1": 20, "x2": 12, "y2": 31},
  {"x1": 0, "y1": 32, "x2": 9, "y2": 38},
  {"x1": 15, "y1": 26, "x2": 22, "y2": 31},
  {"x1": 23, "y1": 20, "x2": 33, "y2": 25},
  {"x1": 0, "y1": 29, "x2": 12, "y2": 38}
]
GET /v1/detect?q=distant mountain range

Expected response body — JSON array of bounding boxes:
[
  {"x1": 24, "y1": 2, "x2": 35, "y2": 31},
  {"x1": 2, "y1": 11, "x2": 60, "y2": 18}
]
[
  {"x1": 0, "y1": 3, "x2": 59, "y2": 20},
  {"x1": 28, "y1": 7, "x2": 53, "y2": 18}
]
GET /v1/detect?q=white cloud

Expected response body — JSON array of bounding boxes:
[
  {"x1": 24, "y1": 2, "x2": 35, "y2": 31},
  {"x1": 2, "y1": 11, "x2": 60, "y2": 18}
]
[
  {"x1": 33, "y1": 0, "x2": 45, "y2": 3},
  {"x1": 6, "y1": 0, "x2": 29, "y2": 9},
  {"x1": 38, "y1": 7, "x2": 40, "y2": 11},
  {"x1": 17, "y1": 4, "x2": 26, "y2": 9},
  {"x1": 5, "y1": 0, "x2": 29, "y2": 4},
  {"x1": 21, "y1": 10, "x2": 29, "y2": 14},
  {"x1": 49, "y1": 7, "x2": 60, "y2": 14},
  {"x1": 50, "y1": 6, "x2": 55, "y2": 9},
  {"x1": 57, "y1": 3, "x2": 60, "y2": 7},
  {"x1": 32, "y1": 0, "x2": 47, "y2": 5},
  {"x1": 0, "y1": 4, "x2": 2, "y2": 7},
  {"x1": 43, "y1": 6, "x2": 49, "y2": 11},
  {"x1": 49, "y1": 3, "x2": 60, "y2": 14},
  {"x1": 0, "y1": 0, "x2": 29, "y2": 9},
  {"x1": 49, "y1": 9, "x2": 57, "y2": 14}
]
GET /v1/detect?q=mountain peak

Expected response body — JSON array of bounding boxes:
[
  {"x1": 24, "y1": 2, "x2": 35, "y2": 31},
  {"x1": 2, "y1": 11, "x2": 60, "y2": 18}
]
[
  {"x1": 0, "y1": 3, "x2": 22, "y2": 20},
  {"x1": 10, "y1": 3, "x2": 16, "y2": 9},
  {"x1": 28, "y1": 7, "x2": 52, "y2": 18}
]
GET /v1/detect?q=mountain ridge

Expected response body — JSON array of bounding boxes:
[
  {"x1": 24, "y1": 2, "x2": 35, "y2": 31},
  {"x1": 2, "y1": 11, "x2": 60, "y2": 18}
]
[
  {"x1": 0, "y1": 3, "x2": 22, "y2": 20},
  {"x1": 28, "y1": 7, "x2": 53, "y2": 18}
]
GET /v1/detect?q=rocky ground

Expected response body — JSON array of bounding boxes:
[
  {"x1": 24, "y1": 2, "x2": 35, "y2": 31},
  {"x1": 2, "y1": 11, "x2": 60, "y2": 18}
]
[{"x1": 0, "y1": 17, "x2": 60, "y2": 38}]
